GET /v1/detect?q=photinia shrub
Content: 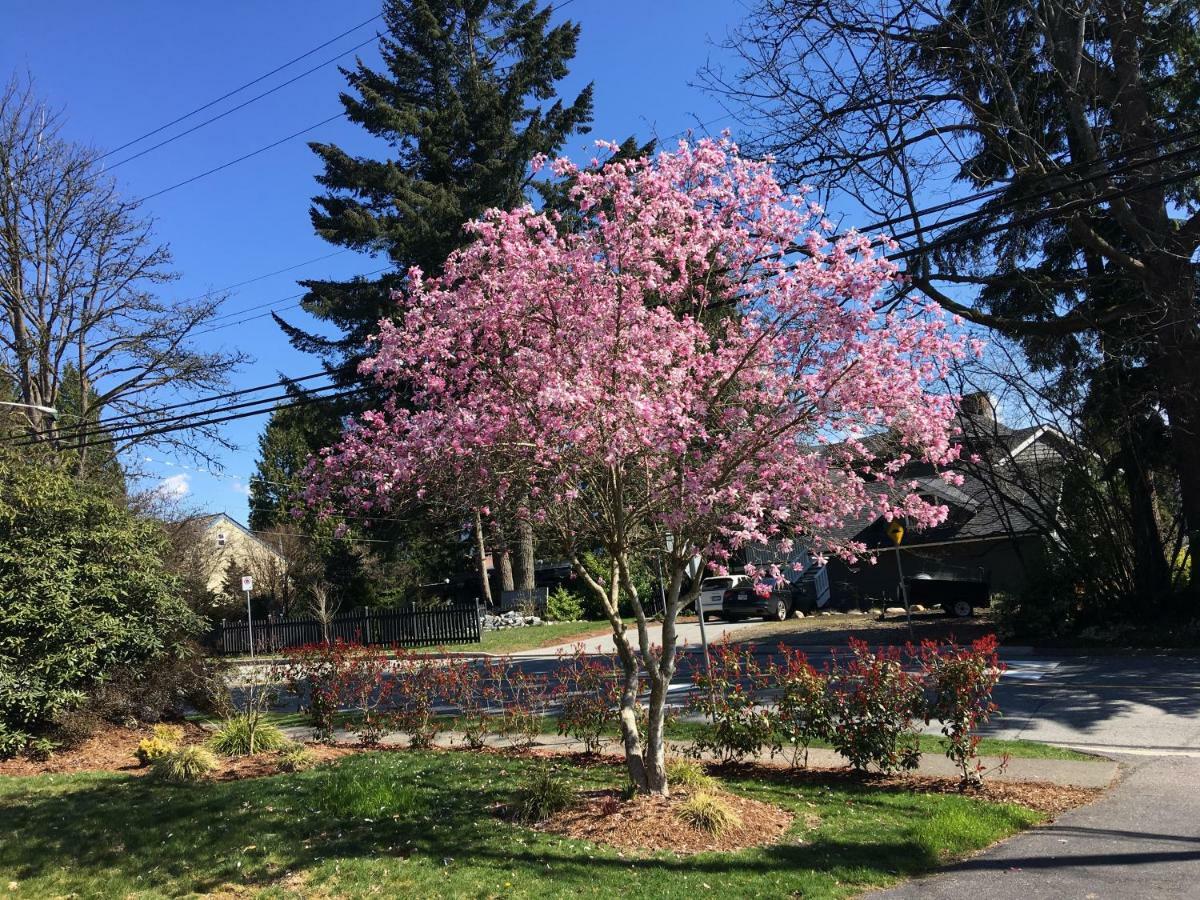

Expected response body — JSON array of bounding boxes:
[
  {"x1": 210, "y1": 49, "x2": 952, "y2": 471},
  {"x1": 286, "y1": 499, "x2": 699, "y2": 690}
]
[
  {"x1": 276, "y1": 638, "x2": 395, "y2": 744},
  {"x1": 827, "y1": 638, "x2": 924, "y2": 774},
  {"x1": 918, "y1": 635, "x2": 1007, "y2": 786},
  {"x1": 498, "y1": 665, "x2": 555, "y2": 748},
  {"x1": 769, "y1": 646, "x2": 831, "y2": 768},
  {"x1": 555, "y1": 644, "x2": 621, "y2": 753},
  {"x1": 688, "y1": 643, "x2": 774, "y2": 763},
  {"x1": 388, "y1": 650, "x2": 453, "y2": 749}
]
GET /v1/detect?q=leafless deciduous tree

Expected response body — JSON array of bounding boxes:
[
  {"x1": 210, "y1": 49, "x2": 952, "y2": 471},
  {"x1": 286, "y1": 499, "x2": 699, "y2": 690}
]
[
  {"x1": 704, "y1": 0, "x2": 1200, "y2": 591},
  {"x1": 0, "y1": 77, "x2": 247, "y2": 470}
]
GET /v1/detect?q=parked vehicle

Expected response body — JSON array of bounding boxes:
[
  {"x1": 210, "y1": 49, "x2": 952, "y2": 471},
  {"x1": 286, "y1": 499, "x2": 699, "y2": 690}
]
[
  {"x1": 905, "y1": 571, "x2": 991, "y2": 618},
  {"x1": 721, "y1": 581, "x2": 797, "y2": 622},
  {"x1": 696, "y1": 574, "x2": 751, "y2": 620}
]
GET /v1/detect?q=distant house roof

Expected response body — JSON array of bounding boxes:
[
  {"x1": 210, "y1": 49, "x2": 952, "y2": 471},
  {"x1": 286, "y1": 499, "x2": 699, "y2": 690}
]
[
  {"x1": 824, "y1": 399, "x2": 1062, "y2": 550},
  {"x1": 194, "y1": 512, "x2": 286, "y2": 560}
]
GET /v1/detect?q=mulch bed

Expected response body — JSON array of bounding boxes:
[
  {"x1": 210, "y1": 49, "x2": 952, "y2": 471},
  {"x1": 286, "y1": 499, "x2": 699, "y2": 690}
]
[
  {"x1": 0, "y1": 722, "x2": 351, "y2": 780},
  {"x1": 708, "y1": 759, "x2": 1102, "y2": 815},
  {"x1": 0, "y1": 722, "x2": 207, "y2": 778},
  {"x1": 534, "y1": 787, "x2": 794, "y2": 855}
]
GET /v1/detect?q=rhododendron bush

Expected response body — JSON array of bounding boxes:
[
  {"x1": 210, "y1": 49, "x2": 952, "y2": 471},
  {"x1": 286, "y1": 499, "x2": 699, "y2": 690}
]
[{"x1": 304, "y1": 138, "x2": 971, "y2": 794}]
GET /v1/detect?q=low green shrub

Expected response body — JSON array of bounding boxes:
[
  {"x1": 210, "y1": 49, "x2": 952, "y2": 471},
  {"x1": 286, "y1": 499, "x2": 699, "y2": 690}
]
[
  {"x1": 676, "y1": 791, "x2": 741, "y2": 834},
  {"x1": 545, "y1": 587, "x2": 585, "y2": 622},
  {"x1": 152, "y1": 745, "x2": 217, "y2": 783},
  {"x1": 25, "y1": 737, "x2": 55, "y2": 762},
  {"x1": 207, "y1": 714, "x2": 287, "y2": 756},
  {"x1": 665, "y1": 757, "x2": 719, "y2": 793},
  {"x1": 512, "y1": 768, "x2": 575, "y2": 824}
]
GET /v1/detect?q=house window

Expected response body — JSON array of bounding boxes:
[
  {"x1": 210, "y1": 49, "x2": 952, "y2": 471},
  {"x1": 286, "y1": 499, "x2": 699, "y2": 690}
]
[{"x1": 216, "y1": 532, "x2": 227, "y2": 548}]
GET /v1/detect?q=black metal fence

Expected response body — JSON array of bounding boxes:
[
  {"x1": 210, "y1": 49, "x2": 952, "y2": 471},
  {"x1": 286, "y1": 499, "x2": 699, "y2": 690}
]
[{"x1": 205, "y1": 603, "x2": 482, "y2": 656}]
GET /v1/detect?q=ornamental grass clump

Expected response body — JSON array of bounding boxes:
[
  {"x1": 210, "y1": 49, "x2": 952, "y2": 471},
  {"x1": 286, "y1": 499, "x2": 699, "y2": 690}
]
[
  {"x1": 665, "y1": 757, "x2": 720, "y2": 793},
  {"x1": 277, "y1": 744, "x2": 317, "y2": 773},
  {"x1": 676, "y1": 791, "x2": 741, "y2": 835},
  {"x1": 208, "y1": 714, "x2": 287, "y2": 756},
  {"x1": 512, "y1": 768, "x2": 575, "y2": 824},
  {"x1": 152, "y1": 745, "x2": 217, "y2": 783}
]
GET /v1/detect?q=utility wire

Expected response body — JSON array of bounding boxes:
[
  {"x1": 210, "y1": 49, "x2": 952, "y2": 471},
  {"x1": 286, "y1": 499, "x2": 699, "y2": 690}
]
[
  {"x1": 36, "y1": 386, "x2": 365, "y2": 454},
  {"x1": 31, "y1": 381, "x2": 345, "y2": 450},
  {"x1": 108, "y1": 32, "x2": 380, "y2": 170},
  {"x1": 137, "y1": 112, "x2": 346, "y2": 203},
  {"x1": 885, "y1": 152, "x2": 1200, "y2": 264},
  {"x1": 98, "y1": 13, "x2": 382, "y2": 161}
]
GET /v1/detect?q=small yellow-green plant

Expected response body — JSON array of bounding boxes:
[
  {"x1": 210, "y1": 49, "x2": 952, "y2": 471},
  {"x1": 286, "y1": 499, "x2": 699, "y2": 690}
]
[
  {"x1": 676, "y1": 791, "x2": 741, "y2": 835},
  {"x1": 135, "y1": 736, "x2": 175, "y2": 766},
  {"x1": 665, "y1": 757, "x2": 720, "y2": 793},
  {"x1": 151, "y1": 745, "x2": 217, "y2": 783},
  {"x1": 152, "y1": 723, "x2": 185, "y2": 744},
  {"x1": 278, "y1": 744, "x2": 316, "y2": 773}
]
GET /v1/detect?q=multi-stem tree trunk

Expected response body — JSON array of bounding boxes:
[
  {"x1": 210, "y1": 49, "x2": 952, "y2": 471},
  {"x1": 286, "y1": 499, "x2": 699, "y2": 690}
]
[{"x1": 571, "y1": 547, "x2": 695, "y2": 796}]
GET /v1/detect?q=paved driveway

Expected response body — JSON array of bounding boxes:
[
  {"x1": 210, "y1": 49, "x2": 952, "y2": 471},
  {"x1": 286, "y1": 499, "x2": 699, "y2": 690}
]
[{"x1": 871, "y1": 754, "x2": 1200, "y2": 899}]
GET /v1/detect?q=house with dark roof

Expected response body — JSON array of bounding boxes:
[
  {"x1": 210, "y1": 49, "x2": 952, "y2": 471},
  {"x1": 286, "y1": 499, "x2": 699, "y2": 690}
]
[{"x1": 822, "y1": 393, "x2": 1066, "y2": 610}]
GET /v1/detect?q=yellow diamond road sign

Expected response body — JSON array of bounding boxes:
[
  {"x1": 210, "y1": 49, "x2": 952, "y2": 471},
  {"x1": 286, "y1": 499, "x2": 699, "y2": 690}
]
[{"x1": 886, "y1": 521, "x2": 905, "y2": 546}]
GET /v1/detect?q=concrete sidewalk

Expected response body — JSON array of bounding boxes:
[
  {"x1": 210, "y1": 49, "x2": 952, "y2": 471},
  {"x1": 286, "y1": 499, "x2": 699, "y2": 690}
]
[
  {"x1": 870, "y1": 753, "x2": 1197, "y2": 899},
  {"x1": 277, "y1": 724, "x2": 1118, "y2": 789}
]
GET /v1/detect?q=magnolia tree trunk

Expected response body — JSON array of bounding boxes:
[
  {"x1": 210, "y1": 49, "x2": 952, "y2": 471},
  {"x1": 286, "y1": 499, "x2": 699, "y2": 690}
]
[
  {"x1": 572, "y1": 548, "x2": 696, "y2": 796},
  {"x1": 514, "y1": 518, "x2": 537, "y2": 591},
  {"x1": 473, "y1": 511, "x2": 493, "y2": 607}
]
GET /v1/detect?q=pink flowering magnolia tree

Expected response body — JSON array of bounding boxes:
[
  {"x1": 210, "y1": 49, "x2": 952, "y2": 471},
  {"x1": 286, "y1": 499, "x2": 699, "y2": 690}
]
[{"x1": 304, "y1": 138, "x2": 972, "y2": 794}]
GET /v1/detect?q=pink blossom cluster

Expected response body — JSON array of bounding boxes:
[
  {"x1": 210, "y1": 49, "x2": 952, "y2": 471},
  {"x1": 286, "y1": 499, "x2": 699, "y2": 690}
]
[{"x1": 303, "y1": 138, "x2": 973, "y2": 579}]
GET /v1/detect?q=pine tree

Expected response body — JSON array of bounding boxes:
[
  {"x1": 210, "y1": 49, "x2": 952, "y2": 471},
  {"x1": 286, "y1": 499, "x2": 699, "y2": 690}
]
[
  {"x1": 276, "y1": 0, "x2": 594, "y2": 376},
  {"x1": 263, "y1": 0, "x2": 594, "y2": 600}
]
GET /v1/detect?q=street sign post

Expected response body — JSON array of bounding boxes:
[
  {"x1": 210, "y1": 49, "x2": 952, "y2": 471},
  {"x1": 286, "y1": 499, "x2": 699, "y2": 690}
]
[
  {"x1": 242, "y1": 576, "x2": 255, "y2": 659},
  {"x1": 886, "y1": 521, "x2": 913, "y2": 636}
]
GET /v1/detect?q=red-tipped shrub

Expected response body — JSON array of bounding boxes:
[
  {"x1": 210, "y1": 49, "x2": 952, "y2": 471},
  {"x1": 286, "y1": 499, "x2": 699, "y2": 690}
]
[{"x1": 918, "y1": 635, "x2": 1007, "y2": 785}]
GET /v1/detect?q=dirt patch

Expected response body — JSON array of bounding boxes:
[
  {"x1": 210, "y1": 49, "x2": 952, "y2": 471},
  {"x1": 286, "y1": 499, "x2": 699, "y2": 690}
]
[
  {"x1": 534, "y1": 787, "x2": 794, "y2": 855},
  {"x1": 209, "y1": 744, "x2": 353, "y2": 781}
]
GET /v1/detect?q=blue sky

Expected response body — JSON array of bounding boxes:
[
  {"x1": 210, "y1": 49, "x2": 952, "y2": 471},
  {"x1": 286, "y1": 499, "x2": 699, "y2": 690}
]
[{"x1": 1, "y1": 1, "x2": 751, "y2": 519}]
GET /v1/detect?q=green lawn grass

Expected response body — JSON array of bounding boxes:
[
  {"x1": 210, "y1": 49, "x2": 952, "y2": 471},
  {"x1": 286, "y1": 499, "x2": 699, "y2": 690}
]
[
  {"x1": 417, "y1": 619, "x2": 618, "y2": 654},
  {"x1": 0, "y1": 749, "x2": 1042, "y2": 899}
]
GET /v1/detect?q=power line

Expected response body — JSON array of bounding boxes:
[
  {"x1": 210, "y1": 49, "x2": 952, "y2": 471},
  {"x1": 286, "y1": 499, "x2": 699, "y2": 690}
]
[
  {"x1": 99, "y1": 13, "x2": 382, "y2": 161},
  {"x1": 880, "y1": 134, "x2": 1200, "y2": 248},
  {"x1": 137, "y1": 112, "x2": 346, "y2": 203},
  {"x1": 35, "y1": 381, "x2": 345, "y2": 450},
  {"x1": 885, "y1": 151, "x2": 1200, "y2": 264},
  {"x1": 43, "y1": 386, "x2": 365, "y2": 455},
  {"x1": 193, "y1": 265, "x2": 392, "y2": 334},
  {"x1": 108, "y1": 32, "x2": 381, "y2": 170},
  {"x1": 8, "y1": 371, "x2": 336, "y2": 448}
]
